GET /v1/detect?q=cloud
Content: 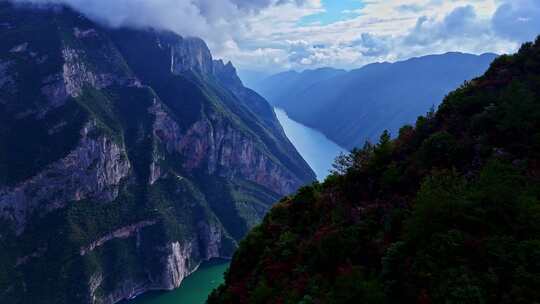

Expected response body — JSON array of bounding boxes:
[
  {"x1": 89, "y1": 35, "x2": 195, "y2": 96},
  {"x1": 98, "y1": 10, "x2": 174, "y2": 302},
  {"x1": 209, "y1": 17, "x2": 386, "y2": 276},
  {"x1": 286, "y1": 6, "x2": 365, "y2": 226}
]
[
  {"x1": 492, "y1": 0, "x2": 540, "y2": 42},
  {"x1": 404, "y1": 5, "x2": 490, "y2": 46},
  {"x1": 352, "y1": 33, "x2": 390, "y2": 57},
  {"x1": 247, "y1": 0, "x2": 534, "y2": 71},
  {"x1": 8, "y1": 0, "x2": 316, "y2": 54},
  {"x1": 8, "y1": 0, "x2": 540, "y2": 72},
  {"x1": 396, "y1": 4, "x2": 424, "y2": 13}
]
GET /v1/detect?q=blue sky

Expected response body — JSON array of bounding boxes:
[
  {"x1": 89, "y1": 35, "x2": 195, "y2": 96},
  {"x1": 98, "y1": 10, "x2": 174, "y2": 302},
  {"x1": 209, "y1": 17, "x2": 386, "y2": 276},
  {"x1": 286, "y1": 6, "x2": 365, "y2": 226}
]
[{"x1": 298, "y1": 0, "x2": 365, "y2": 26}]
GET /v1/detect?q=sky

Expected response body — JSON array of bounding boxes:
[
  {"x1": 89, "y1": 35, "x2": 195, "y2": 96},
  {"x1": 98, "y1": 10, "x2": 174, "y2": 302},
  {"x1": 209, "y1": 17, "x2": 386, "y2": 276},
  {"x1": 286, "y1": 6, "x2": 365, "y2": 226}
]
[{"x1": 10, "y1": 0, "x2": 540, "y2": 73}]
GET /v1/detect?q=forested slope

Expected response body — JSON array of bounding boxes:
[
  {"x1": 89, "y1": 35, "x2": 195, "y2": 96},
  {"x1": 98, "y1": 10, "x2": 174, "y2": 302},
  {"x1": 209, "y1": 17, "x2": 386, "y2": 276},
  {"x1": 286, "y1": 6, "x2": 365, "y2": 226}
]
[{"x1": 209, "y1": 38, "x2": 540, "y2": 304}]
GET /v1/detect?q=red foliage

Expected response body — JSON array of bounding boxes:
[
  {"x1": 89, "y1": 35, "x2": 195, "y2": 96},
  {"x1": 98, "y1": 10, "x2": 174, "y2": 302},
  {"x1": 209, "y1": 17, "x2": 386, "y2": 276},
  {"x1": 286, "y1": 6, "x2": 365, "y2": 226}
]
[
  {"x1": 312, "y1": 225, "x2": 339, "y2": 243},
  {"x1": 336, "y1": 263, "x2": 354, "y2": 276},
  {"x1": 291, "y1": 273, "x2": 309, "y2": 294},
  {"x1": 264, "y1": 261, "x2": 291, "y2": 282},
  {"x1": 418, "y1": 289, "x2": 432, "y2": 304},
  {"x1": 229, "y1": 282, "x2": 250, "y2": 303}
]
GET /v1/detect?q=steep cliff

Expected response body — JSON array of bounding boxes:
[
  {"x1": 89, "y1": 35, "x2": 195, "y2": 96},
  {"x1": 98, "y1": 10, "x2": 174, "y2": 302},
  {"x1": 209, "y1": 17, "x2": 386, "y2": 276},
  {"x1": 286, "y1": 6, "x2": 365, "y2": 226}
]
[{"x1": 0, "y1": 3, "x2": 315, "y2": 304}]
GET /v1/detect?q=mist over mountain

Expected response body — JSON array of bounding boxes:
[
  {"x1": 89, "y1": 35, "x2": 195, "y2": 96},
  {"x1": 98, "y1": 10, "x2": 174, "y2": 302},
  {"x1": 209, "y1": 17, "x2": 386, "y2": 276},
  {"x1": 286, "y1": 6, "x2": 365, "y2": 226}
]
[
  {"x1": 250, "y1": 67, "x2": 346, "y2": 110},
  {"x1": 236, "y1": 69, "x2": 271, "y2": 91},
  {"x1": 253, "y1": 52, "x2": 497, "y2": 149}
]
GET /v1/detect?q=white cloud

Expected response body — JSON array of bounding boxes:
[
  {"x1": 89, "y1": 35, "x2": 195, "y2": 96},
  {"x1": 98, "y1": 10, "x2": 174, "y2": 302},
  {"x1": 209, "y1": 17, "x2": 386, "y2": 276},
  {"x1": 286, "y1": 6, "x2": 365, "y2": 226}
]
[
  {"x1": 9, "y1": 0, "x2": 540, "y2": 72},
  {"x1": 492, "y1": 0, "x2": 540, "y2": 42},
  {"x1": 9, "y1": 0, "x2": 320, "y2": 59},
  {"x1": 228, "y1": 0, "x2": 537, "y2": 72}
]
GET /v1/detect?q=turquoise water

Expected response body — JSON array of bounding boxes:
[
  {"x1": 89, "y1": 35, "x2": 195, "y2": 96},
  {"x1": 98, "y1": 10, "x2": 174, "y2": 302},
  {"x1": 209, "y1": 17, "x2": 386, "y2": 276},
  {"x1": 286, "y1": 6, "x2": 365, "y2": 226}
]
[
  {"x1": 121, "y1": 259, "x2": 230, "y2": 304},
  {"x1": 122, "y1": 109, "x2": 345, "y2": 303},
  {"x1": 274, "y1": 108, "x2": 348, "y2": 180}
]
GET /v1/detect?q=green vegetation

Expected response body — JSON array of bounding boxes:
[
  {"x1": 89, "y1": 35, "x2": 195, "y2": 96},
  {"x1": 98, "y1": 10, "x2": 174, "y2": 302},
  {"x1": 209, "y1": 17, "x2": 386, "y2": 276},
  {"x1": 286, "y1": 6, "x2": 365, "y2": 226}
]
[
  {"x1": 209, "y1": 38, "x2": 540, "y2": 303},
  {"x1": 0, "y1": 3, "x2": 315, "y2": 303}
]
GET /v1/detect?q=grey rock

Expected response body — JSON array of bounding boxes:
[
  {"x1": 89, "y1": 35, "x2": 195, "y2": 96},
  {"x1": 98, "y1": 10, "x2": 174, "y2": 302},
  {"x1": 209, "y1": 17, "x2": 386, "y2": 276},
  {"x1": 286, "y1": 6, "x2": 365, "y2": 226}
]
[
  {"x1": 62, "y1": 47, "x2": 115, "y2": 97},
  {"x1": 182, "y1": 118, "x2": 298, "y2": 194},
  {"x1": 80, "y1": 220, "x2": 157, "y2": 256},
  {"x1": 10, "y1": 42, "x2": 28, "y2": 53},
  {"x1": 74, "y1": 27, "x2": 98, "y2": 39},
  {"x1": 0, "y1": 121, "x2": 131, "y2": 233},
  {"x1": 170, "y1": 37, "x2": 214, "y2": 76},
  {"x1": 88, "y1": 221, "x2": 230, "y2": 304},
  {"x1": 151, "y1": 101, "x2": 301, "y2": 194}
]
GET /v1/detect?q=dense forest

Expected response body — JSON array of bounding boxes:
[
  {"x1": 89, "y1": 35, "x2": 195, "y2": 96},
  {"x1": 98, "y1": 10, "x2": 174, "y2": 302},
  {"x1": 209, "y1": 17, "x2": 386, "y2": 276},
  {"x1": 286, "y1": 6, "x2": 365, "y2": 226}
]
[{"x1": 208, "y1": 37, "x2": 540, "y2": 303}]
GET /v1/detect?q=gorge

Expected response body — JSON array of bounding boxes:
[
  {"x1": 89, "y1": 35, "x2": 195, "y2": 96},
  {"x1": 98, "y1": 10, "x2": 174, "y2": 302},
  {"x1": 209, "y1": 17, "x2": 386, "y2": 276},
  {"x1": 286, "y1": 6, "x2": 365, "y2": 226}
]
[
  {"x1": 0, "y1": 2, "x2": 315, "y2": 304},
  {"x1": 1, "y1": 1, "x2": 538, "y2": 304},
  {"x1": 273, "y1": 108, "x2": 347, "y2": 181},
  {"x1": 119, "y1": 259, "x2": 229, "y2": 304},
  {"x1": 119, "y1": 107, "x2": 347, "y2": 303},
  {"x1": 253, "y1": 53, "x2": 498, "y2": 149}
]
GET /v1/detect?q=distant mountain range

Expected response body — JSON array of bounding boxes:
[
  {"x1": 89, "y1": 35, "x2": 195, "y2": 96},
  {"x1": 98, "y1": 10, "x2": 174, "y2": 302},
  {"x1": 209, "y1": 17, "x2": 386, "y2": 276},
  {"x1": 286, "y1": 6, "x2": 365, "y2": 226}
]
[
  {"x1": 210, "y1": 37, "x2": 540, "y2": 304},
  {"x1": 250, "y1": 52, "x2": 498, "y2": 150},
  {"x1": 236, "y1": 69, "x2": 272, "y2": 90}
]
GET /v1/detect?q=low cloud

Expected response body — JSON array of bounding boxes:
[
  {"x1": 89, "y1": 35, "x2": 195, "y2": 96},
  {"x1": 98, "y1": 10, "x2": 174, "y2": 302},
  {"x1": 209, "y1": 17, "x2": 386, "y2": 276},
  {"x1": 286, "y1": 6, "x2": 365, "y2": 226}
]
[
  {"x1": 492, "y1": 0, "x2": 540, "y2": 42},
  {"x1": 252, "y1": 0, "x2": 538, "y2": 72},
  {"x1": 404, "y1": 5, "x2": 490, "y2": 46},
  {"x1": 9, "y1": 0, "x2": 314, "y2": 54},
  {"x1": 8, "y1": 0, "x2": 540, "y2": 72}
]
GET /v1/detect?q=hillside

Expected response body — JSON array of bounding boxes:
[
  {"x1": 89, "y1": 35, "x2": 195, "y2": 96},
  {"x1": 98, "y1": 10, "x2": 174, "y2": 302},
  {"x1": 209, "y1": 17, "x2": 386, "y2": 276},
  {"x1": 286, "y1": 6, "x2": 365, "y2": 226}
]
[
  {"x1": 0, "y1": 2, "x2": 315, "y2": 304},
  {"x1": 255, "y1": 53, "x2": 497, "y2": 150},
  {"x1": 209, "y1": 39, "x2": 540, "y2": 303},
  {"x1": 250, "y1": 68, "x2": 346, "y2": 108}
]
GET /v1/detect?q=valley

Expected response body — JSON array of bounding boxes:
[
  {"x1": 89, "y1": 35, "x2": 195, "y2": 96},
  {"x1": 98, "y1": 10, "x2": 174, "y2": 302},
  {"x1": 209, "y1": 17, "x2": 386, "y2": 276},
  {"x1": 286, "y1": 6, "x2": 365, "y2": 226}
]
[
  {"x1": 120, "y1": 260, "x2": 229, "y2": 304},
  {"x1": 0, "y1": 1, "x2": 538, "y2": 304},
  {"x1": 274, "y1": 108, "x2": 347, "y2": 180}
]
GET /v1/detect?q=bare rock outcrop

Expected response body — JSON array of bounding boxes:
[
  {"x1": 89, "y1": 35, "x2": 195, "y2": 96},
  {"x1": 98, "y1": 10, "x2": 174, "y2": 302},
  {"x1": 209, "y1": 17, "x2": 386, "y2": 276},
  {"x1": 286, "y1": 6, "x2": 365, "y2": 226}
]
[
  {"x1": 62, "y1": 47, "x2": 116, "y2": 97},
  {"x1": 80, "y1": 220, "x2": 157, "y2": 256},
  {"x1": 170, "y1": 37, "x2": 214, "y2": 76},
  {"x1": 87, "y1": 220, "x2": 230, "y2": 304},
  {"x1": 0, "y1": 121, "x2": 131, "y2": 233}
]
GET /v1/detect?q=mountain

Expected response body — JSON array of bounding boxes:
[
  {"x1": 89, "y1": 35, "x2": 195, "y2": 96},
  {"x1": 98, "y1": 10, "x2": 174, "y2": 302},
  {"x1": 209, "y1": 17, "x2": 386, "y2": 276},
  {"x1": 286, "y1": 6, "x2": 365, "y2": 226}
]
[
  {"x1": 250, "y1": 67, "x2": 346, "y2": 108},
  {"x1": 0, "y1": 2, "x2": 315, "y2": 304},
  {"x1": 255, "y1": 53, "x2": 497, "y2": 150},
  {"x1": 209, "y1": 39, "x2": 540, "y2": 303},
  {"x1": 235, "y1": 69, "x2": 271, "y2": 91}
]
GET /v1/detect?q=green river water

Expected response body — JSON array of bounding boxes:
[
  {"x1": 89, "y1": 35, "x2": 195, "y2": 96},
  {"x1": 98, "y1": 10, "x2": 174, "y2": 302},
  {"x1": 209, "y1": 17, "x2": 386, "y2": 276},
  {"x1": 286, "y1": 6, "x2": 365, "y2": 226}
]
[{"x1": 121, "y1": 259, "x2": 230, "y2": 304}]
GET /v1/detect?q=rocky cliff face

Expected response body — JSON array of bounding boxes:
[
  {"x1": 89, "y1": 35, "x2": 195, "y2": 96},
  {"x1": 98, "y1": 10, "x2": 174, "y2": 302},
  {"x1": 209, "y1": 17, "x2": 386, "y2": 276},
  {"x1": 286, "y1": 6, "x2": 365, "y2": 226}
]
[
  {"x1": 0, "y1": 3, "x2": 315, "y2": 304},
  {"x1": 88, "y1": 219, "x2": 229, "y2": 304},
  {"x1": 170, "y1": 37, "x2": 215, "y2": 76},
  {"x1": 151, "y1": 104, "x2": 302, "y2": 195},
  {"x1": 0, "y1": 120, "x2": 131, "y2": 233}
]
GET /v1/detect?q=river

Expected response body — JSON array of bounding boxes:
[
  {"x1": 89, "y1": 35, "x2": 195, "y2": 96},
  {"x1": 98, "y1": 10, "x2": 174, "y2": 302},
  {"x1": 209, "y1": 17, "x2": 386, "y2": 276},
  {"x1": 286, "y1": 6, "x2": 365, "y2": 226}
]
[
  {"x1": 122, "y1": 109, "x2": 346, "y2": 303},
  {"x1": 120, "y1": 259, "x2": 229, "y2": 304},
  {"x1": 274, "y1": 108, "x2": 348, "y2": 180}
]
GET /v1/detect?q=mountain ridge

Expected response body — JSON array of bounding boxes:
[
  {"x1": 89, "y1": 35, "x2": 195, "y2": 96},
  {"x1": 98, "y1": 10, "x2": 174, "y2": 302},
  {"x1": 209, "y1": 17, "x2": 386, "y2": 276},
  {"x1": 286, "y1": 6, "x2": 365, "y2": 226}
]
[
  {"x1": 0, "y1": 3, "x2": 315, "y2": 303},
  {"x1": 252, "y1": 52, "x2": 498, "y2": 150}
]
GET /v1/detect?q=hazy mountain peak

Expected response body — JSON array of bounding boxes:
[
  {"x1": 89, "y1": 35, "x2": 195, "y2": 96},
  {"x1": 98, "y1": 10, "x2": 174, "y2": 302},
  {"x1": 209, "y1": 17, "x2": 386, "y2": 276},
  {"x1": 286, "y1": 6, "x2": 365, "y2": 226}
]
[{"x1": 254, "y1": 51, "x2": 498, "y2": 149}]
